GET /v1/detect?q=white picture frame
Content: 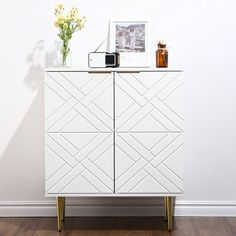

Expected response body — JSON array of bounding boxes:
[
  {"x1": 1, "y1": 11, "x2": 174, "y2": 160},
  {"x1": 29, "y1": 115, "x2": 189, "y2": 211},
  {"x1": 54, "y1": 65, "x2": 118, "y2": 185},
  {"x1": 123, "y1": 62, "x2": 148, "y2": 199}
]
[{"x1": 109, "y1": 19, "x2": 150, "y2": 68}]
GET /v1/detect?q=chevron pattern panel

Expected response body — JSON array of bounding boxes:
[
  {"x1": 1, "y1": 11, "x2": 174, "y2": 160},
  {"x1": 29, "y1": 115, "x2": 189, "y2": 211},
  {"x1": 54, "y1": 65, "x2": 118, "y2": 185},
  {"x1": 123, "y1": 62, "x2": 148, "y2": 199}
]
[
  {"x1": 115, "y1": 72, "x2": 183, "y2": 193},
  {"x1": 45, "y1": 72, "x2": 114, "y2": 194}
]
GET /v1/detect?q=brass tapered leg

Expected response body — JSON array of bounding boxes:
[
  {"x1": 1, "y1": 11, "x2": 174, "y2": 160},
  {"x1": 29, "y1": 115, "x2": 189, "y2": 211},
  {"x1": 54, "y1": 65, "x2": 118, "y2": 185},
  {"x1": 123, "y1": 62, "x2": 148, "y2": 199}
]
[
  {"x1": 56, "y1": 197, "x2": 65, "y2": 231},
  {"x1": 167, "y1": 196, "x2": 173, "y2": 231},
  {"x1": 164, "y1": 197, "x2": 168, "y2": 221}
]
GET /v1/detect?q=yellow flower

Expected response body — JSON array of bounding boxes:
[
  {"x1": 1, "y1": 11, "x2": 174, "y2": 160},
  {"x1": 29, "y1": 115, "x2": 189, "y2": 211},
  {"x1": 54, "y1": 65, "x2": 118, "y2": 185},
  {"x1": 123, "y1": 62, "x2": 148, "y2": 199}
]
[
  {"x1": 57, "y1": 15, "x2": 65, "y2": 24},
  {"x1": 57, "y1": 4, "x2": 64, "y2": 10},
  {"x1": 55, "y1": 4, "x2": 64, "y2": 15},
  {"x1": 54, "y1": 5, "x2": 86, "y2": 35},
  {"x1": 71, "y1": 7, "x2": 78, "y2": 14},
  {"x1": 66, "y1": 15, "x2": 71, "y2": 21}
]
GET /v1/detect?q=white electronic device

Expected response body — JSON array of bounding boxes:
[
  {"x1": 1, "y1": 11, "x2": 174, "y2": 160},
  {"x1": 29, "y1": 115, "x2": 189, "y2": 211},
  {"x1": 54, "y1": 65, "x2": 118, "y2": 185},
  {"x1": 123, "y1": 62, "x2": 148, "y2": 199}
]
[{"x1": 88, "y1": 52, "x2": 119, "y2": 68}]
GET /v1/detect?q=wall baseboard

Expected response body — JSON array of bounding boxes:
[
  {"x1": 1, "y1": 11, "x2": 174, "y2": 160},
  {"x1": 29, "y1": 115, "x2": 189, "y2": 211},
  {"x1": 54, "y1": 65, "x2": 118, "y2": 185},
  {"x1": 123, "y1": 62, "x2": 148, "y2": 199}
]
[{"x1": 0, "y1": 200, "x2": 236, "y2": 217}]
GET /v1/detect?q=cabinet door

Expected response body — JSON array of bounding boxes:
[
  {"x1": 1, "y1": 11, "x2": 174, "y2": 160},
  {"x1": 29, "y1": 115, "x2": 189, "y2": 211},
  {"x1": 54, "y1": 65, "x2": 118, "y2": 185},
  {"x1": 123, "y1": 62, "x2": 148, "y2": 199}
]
[
  {"x1": 115, "y1": 72, "x2": 183, "y2": 194},
  {"x1": 45, "y1": 72, "x2": 114, "y2": 194}
]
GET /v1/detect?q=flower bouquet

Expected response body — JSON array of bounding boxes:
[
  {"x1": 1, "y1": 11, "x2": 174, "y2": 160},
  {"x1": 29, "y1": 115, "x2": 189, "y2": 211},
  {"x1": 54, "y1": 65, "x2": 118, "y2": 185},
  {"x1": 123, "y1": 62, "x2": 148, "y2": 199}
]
[{"x1": 54, "y1": 4, "x2": 86, "y2": 67}]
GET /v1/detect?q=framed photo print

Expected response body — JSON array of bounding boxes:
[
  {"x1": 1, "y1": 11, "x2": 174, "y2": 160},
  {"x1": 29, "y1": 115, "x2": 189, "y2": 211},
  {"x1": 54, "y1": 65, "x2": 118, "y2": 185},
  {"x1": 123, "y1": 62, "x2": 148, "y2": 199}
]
[{"x1": 109, "y1": 20, "x2": 150, "y2": 67}]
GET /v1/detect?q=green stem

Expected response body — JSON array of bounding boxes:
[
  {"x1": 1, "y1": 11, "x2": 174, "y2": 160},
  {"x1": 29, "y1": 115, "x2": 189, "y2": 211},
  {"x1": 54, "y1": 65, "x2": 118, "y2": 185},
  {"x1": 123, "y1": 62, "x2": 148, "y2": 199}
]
[{"x1": 61, "y1": 39, "x2": 70, "y2": 67}]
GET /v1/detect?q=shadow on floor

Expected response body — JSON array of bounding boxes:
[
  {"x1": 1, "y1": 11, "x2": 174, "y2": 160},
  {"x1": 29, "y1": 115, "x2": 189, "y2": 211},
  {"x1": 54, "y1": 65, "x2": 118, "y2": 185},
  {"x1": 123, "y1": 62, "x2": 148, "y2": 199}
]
[
  {"x1": 0, "y1": 216, "x2": 169, "y2": 235},
  {"x1": 62, "y1": 216, "x2": 168, "y2": 230}
]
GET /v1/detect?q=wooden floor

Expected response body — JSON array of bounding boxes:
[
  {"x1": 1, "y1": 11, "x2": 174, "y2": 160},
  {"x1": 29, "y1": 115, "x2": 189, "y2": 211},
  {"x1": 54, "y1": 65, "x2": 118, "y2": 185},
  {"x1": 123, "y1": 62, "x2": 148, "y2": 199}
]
[{"x1": 0, "y1": 217, "x2": 236, "y2": 236}]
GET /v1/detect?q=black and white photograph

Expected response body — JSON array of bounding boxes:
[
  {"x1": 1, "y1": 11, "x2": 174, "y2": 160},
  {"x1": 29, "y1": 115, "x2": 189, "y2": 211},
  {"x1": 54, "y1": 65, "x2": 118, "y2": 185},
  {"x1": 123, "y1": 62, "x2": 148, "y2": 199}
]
[
  {"x1": 115, "y1": 23, "x2": 145, "y2": 53},
  {"x1": 110, "y1": 20, "x2": 149, "y2": 67}
]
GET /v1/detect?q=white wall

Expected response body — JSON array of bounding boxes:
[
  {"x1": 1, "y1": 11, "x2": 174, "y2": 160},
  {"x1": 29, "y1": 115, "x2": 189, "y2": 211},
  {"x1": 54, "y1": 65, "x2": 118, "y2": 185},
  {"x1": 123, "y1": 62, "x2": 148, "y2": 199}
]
[{"x1": 0, "y1": 0, "x2": 236, "y2": 216}]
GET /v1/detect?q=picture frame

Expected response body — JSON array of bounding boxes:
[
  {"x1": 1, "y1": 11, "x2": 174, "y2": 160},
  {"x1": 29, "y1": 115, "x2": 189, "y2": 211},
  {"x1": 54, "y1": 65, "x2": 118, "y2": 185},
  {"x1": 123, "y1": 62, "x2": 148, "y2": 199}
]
[{"x1": 109, "y1": 19, "x2": 150, "y2": 68}]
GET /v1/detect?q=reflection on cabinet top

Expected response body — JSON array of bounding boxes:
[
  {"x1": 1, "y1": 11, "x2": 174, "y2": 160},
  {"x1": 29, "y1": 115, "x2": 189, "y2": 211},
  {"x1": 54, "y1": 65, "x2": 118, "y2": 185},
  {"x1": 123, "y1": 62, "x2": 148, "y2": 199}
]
[{"x1": 45, "y1": 68, "x2": 183, "y2": 73}]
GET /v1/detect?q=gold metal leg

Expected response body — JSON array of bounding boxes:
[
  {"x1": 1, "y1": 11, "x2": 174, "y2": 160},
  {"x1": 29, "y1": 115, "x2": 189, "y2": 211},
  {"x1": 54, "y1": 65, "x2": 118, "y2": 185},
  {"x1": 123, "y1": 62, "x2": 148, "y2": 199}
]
[
  {"x1": 56, "y1": 197, "x2": 65, "y2": 231},
  {"x1": 164, "y1": 197, "x2": 168, "y2": 221},
  {"x1": 167, "y1": 196, "x2": 173, "y2": 231}
]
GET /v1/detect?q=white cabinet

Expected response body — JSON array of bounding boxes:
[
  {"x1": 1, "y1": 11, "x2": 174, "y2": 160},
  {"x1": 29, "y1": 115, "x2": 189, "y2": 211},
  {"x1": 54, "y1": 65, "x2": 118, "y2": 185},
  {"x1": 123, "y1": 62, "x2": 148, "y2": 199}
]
[{"x1": 44, "y1": 69, "x2": 183, "y2": 230}]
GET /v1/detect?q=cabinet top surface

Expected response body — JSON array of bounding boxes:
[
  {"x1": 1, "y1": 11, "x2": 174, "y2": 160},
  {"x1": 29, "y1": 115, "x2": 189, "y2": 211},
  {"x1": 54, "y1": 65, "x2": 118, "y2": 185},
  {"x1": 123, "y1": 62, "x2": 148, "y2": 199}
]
[{"x1": 45, "y1": 67, "x2": 183, "y2": 72}]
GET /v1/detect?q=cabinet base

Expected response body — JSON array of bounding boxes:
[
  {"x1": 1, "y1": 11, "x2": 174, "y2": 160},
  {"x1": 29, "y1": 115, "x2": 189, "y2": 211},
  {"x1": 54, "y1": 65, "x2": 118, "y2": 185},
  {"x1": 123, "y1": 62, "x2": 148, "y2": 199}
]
[{"x1": 56, "y1": 196, "x2": 174, "y2": 231}]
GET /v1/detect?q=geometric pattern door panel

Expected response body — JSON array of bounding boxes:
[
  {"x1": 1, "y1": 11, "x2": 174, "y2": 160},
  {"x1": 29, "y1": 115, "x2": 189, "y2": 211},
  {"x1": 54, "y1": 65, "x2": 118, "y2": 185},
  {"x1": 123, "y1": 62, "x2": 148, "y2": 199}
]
[
  {"x1": 45, "y1": 72, "x2": 114, "y2": 194},
  {"x1": 115, "y1": 72, "x2": 183, "y2": 194}
]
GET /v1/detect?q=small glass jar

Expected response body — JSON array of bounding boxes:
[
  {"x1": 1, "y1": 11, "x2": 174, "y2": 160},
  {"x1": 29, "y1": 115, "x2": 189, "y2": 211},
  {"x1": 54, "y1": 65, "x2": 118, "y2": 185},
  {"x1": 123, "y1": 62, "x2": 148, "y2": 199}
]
[{"x1": 156, "y1": 41, "x2": 168, "y2": 68}]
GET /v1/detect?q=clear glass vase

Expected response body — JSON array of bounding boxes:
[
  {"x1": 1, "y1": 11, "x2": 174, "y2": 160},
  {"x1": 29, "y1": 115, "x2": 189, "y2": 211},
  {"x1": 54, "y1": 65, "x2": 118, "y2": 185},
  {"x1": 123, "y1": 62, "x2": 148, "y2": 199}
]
[{"x1": 60, "y1": 39, "x2": 72, "y2": 68}]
